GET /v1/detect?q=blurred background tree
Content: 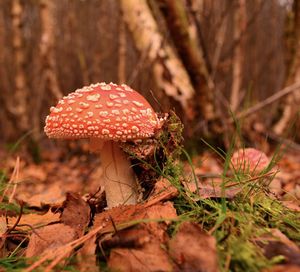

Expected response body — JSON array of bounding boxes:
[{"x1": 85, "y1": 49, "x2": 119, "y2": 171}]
[{"x1": 0, "y1": 0, "x2": 299, "y2": 151}]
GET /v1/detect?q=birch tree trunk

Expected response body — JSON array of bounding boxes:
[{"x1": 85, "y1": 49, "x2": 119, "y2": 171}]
[
  {"x1": 120, "y1": 0, "x2": 195, "y2": 119},
  {"x1": 10, "y1": 0, "x2": 29, "y2": 132},
  {"x1": 31, "y1": 0, "x2": 62, "y2": 139},
  {"x1": 159, "y1": 0, "x2": 215, "y2": 121}
]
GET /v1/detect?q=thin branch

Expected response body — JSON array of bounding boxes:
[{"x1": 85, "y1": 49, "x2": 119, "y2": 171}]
[
  {"x1": 231, "y1": 82, "x2": 300, "y2": 122},
  {"x1": 192, "y1": 82, "x2": 300, "y2": 134},
  {"x1": 4, "y1": 201, "x2": 24, "y2": 236}
]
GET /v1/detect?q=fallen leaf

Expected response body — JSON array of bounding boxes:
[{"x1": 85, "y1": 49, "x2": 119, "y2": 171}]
[
  {"x1": 20, "y1": 164, "x2": 47, "y2": 182},
  {"x1": 60, "y1": 192, "x2": 90, "y2": 237},
  {"x1": 198, "y1": 185, "x2": 241, "y2": 199},
  {"x1": 8, "y1": 210, "x2": 60, "y2": 231},
  {"x1": 108, "y1": 225, "x2": 173, "y2": 272},
  {"x1": 186, "y1": 152, "x2": 223, "y2": 176},
  {"x1": 149, "y1": 177, "x2": 178, "y2": 199},
  {"x1": 0, "y1": 216, "x2": 7, "y2": 235},
  {"x1": 0, "y1": 216, "x2": 8, "y2": 258},
  {"x1": 168, "y1": 222, "x2": 219, "y2": 272},
  {"x1": 26, "y1": 223, "x2": 77, "y2": 258},
  {"x1": 281, "y1": 201, "x2": 300, "y2": 212},
  {"x1": 101, "y1": 226, "x2": 151, "y2": 250},
  {"x1": 25, "y1": 222, "x2": 106, "y2": 271},
  {"x1": 77, "y1": 235, "x2": 97, "y2": 272},
  {"x1": 255, "y1": 229, "x2": 300, "y2": 265},
  {"x1": 142, "y1": 201, "x2": 177, "y2": 242},
  {"x1": 16, "y1": 182, "x2": 66, "y2": 207},
  {"x1": 93, "y1": 201, "x2": 177, "y2": 235},
  {"x1": 93, "y1": 200, "x2": 177, "y2": 272},
  {"x1": 183, "y1": 179, "x2": 241, "y2": 200},
  {"x1": 269, "y1": 178, "x2": 283, "y2": 195}
]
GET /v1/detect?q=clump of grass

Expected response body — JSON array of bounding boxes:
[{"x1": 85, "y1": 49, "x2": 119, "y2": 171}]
[
  {"x1": 0, "y1": 256, "x2": 28, "y2": 272},
  {"x1": 0, "y1": 162, "x2": 31, "y2": 270},
  {"x1": 0, "y1": 170, "x2": 23, "y2": 214},
  {"x1": 180, "y1": 150, "x2": 299, "y2": 271}
]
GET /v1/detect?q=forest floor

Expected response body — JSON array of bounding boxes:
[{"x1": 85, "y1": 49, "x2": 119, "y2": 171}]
[{"x1": 0, "y1": 117, "x2": 300, "y2": 271}]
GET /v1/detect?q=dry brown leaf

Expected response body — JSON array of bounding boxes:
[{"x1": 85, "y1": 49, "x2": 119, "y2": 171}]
[
  {"x1": 184, "y1": 179, "x2": 241, "y2": 200},
  {"x1": 25, "y1": 223, "x2": 106, "y2": 272},
  {"x1": 269, "y1": 178, "x2": 283, "y2": 195},
  {"x1": 184, "y1": 152, "x2": 223, "y2": 177},
  {"x1": 0, "y1": 216, "x2": 7, "y2": 235},
  {"x1": 77, "y1": 235, "x2": 97, "y2": 272},
  {"x1": 94, "y1": 200, "x2": 177, "y2": 271},
  {"x1": 281, "y1": 201, "x2": 300, "y2": 211},
  {"x1": 142, "y1": 201, "x2": 177, "y2": 242},
  {"x1": 61, "y1": 192, "x2": 90, "y2": 237},
  {"x1": 197, "y1": 185, "x2": 240, "y2": 199},
  {"x1": 16, "y1": 182, "x2": 66, "y2": 207},
  {"x1": 255, "y1": 229, "x2": 300, "y2": 265},
  {"x1": 149, "y1": 177, "x2": 178, "y2": 198},
  {"x1": 108, "y1": 226, "x2": 173, "y2": 272},
  {"x1": 20, "y1": 164, "x2": 47, "y2": 182},
  {"x1": 0, "y1": 216, "x2": 8, "y2": 258},
  {"x1": 8, "y1": 210, "x2": 60, "y2": 231},
  {"x1": 101, "y1": 226, "x2": 150, "y2": 250},
  {"x1": 94, "y1": 201, "x2": 177, "y2": 235},
  {"x1": 26, "y1": 223, "x2": 77, "y2": 258},
  {"x1": 168, "y1": 222, "x2": 219, "y2": 272}
]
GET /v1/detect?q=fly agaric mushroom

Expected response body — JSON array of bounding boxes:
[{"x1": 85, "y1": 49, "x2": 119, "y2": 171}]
[
  {"x1": 44, "y1": 82, "x2": 161, "y2": 208},
  {"x1": 231, "y1": 148, "x2": 270, "y2": 174}
]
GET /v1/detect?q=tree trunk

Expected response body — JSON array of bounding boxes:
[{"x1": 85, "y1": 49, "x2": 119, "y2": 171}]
[
  {"x1": 159, "y1": 0, "x2": 215, "y2": 121},
  {"x1": 120, "y1": 0, "x2": 195, "y2": 119},
  {"x1": 32, "y1": 0, "x2": 62, "y2": 139},
  {"x1": 10, "y1": 0, "x2": 29, "y2": 133}
]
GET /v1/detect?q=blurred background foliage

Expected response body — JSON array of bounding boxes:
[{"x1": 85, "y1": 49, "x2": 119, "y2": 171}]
[{"x1": 0, "y1": 0, "x2": 299, "y2": 152}]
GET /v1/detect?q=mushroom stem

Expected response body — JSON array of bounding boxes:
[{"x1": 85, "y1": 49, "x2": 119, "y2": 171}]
[{"x1": 91, "y1": 138, "x2": 138, "y2": 208}]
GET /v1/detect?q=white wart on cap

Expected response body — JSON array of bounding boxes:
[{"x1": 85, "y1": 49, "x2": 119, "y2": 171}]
[{"x1": 44, "y1": 82, "x2": 159, "y2": 141}]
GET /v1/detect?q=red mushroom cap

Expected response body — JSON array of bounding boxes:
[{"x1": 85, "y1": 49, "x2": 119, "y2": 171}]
[
  {"x1": 231, "y1": 148, "x2": 270, "y2": 173},
  {"x1": 44, "y1": 82, "x2": 159, "y2": 141}
]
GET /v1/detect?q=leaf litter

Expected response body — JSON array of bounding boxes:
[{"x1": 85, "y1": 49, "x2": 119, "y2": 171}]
[
  {"x1": 0, "y1": 116, "x2": 300, "y2": 271},
  {"x1": 168, "y1": 222, "x2": 219, "y2": 272}
]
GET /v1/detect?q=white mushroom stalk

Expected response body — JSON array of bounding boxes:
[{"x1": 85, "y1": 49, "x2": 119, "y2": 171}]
[
  {"x1": 90, "y1": 138, "x2": 137, "y2": 207},
  {"x1": 44, "y1": 82, "x2": 160, "y2": 208}
]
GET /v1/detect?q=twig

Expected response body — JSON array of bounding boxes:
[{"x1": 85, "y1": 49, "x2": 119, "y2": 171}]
[
  {"x1": 5, "y1": 201, "x2": 24, "y2": 236},
  {"x1": 0, "y1": 201, "x2": 24, "y2": 249},
  {"x1": 25, "y1": 223, "x2": 105, "y2": 272},
  {"x1": 127, "y1": 43, "x2": 151, "y2": 85},
  {"x1": 109, "y1": 215, "x2": 119, "y2": 236},
  {"x1": 225, "y1": 171, "x2": 276, "y2": 188},
  {"x1": 1, "y1": 202, "x2": 23, "y2": 238},
  {"x1": 230, "y1": 82, "x2": 300, "y2": 122},
  {"x1": 9, "y1": 157, "x2": 20, "y2": 203},
  {"x1": 262, "y1": 130, "x2": 300, "y2": 152},
  {"x1": 1, "y1": 156, "x2": 20, "y2": 203}
]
